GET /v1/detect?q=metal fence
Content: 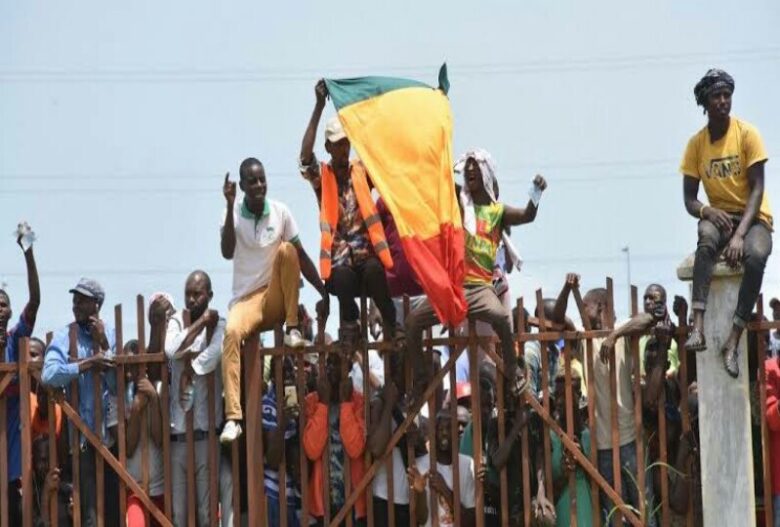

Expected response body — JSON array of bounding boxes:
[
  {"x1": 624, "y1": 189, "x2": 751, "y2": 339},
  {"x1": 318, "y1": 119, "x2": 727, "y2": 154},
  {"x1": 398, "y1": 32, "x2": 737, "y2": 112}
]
[{"x1": 0, "y1": 279, "x2": 777, "y2": 527}]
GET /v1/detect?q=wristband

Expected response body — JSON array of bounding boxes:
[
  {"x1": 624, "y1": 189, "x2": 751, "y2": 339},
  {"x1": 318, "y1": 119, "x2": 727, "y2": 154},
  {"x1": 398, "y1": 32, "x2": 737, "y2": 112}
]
[
  {"x1": 699, "y1": 205, "x2": 708, "y2": 219},
  {"x1": 528, "y1": 181, "x2": 543, "y2": 207}
]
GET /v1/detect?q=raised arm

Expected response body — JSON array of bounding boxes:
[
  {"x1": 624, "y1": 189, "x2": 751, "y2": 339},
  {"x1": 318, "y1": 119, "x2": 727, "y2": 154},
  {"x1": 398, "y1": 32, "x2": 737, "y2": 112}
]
[
  {"x1": 501, "y1": 175, "x2": 547, "y2": 227},
  {"x1": 18, "y1": 235, "x2": 40, "y2": 326},
  {"x1": 221, "y1": 172, "x2": 237, "y2": 259},
  {"x1": 552, "y1": 273, "x2": 580, "y2": 326},
  {"x1": 299, "y1": 80, "x2": 328, "y2": 184}
]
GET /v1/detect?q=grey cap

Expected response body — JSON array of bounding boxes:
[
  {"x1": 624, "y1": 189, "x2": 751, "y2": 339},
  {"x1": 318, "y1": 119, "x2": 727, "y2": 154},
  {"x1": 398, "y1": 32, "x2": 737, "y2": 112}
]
[{"x1": 69, "y1": 277, "x2": 105, "y2": 306}]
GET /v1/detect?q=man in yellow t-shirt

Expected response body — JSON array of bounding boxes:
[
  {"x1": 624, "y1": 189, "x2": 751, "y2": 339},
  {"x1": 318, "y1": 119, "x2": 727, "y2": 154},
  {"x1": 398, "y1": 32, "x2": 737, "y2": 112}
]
[{"x1": 680, "y1": 68, "x2": 772, "y2": 378}]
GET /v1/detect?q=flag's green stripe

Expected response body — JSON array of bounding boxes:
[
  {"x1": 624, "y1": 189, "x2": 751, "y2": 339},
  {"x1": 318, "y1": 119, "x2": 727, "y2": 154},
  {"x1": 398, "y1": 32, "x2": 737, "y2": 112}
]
[{"x1": 324, "y1": 76, "x2": 432, "y2": 110}]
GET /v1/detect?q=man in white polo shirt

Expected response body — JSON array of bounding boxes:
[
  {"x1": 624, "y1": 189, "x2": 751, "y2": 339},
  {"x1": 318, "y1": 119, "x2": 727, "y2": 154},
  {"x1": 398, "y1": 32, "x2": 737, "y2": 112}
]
[{"x1": 220, "y1": 157, "x2": 328, "y2": 443}]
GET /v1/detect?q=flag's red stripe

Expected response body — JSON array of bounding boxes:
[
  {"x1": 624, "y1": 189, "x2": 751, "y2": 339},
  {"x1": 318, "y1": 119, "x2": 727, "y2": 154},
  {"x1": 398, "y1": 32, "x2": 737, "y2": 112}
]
[{"x1": 401, "y1": 224, "x2": 467, "y2": 326}]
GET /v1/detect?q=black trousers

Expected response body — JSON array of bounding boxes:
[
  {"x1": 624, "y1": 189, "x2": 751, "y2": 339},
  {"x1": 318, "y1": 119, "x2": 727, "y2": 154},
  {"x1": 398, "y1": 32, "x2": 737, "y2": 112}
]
[
  {"x1": 372, "y1": 496, "x2": 411, "y2": 527},
  {"x1": 326, "y1": 257, "x2": 396, "y2": 325}
]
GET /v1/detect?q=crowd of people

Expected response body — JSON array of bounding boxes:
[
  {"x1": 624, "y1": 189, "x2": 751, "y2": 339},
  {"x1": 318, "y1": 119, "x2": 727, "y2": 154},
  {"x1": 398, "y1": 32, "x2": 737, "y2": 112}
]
[{"x1": 0, "y1": 67, "x2": 776, "y2": 527}]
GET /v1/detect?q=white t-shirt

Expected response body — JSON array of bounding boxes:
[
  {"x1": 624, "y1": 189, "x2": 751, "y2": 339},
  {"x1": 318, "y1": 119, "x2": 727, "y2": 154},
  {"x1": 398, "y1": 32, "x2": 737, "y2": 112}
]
[
  {"x1": 416, "y1": 453, "x2": 476, "y2": 527},
  {"x1": 350, "y1": 350, "x2": 384, "y2": 396},
  {"x1": 223, "y1": 197, "x2": 300, "y2": 306}
]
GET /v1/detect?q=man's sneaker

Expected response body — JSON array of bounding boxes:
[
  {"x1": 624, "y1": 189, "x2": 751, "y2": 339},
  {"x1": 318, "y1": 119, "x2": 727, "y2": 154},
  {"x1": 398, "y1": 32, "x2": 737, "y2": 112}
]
[
  {"x1": 220, "y1": 420, "x2": 243, "y2": 444},
  {"x1": 284, "y1": 329, "x2": 306, "y2": 348}
]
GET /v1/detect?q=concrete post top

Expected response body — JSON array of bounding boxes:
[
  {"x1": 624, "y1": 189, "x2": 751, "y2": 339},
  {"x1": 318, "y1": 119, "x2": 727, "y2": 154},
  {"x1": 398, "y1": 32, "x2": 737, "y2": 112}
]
[{"x1": 677, "y1": 252, "x2": 744, "y2": 281}]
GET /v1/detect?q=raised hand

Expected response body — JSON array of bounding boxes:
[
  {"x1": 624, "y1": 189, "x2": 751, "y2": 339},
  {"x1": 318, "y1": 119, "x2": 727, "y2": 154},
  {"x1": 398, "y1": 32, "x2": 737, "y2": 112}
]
[
  {"x1": 315, "y1": 79, "x2": 329, "y2": 106},
  {"x1": 533, "y1": 174, "x2": 548, "y2": 192},
  {"x1": 223, "y1": 172, "x2": 237, "y2": 205}
]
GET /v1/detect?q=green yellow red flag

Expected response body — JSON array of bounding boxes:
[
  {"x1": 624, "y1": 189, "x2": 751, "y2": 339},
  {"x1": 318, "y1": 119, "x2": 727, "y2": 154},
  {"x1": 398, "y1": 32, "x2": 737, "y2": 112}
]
[{"x1": 324, "y1": 65, "x2": 467, "y2": 325}]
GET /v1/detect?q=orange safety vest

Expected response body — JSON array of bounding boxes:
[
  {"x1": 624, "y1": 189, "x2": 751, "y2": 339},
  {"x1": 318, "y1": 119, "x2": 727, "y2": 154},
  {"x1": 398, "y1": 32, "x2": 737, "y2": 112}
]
[{"x1": 319, "y1": 160, "x2": 393, "y2": 279}]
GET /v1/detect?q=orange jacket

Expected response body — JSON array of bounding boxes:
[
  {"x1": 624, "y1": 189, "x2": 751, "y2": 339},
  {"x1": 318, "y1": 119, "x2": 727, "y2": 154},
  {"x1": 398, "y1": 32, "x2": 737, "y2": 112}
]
[
  {"x1": 303, "y1": 390, "x2": 367, "y2": 520},
  {"x1": 319, "y1": 161, "x2": 393, "y2": 279}
]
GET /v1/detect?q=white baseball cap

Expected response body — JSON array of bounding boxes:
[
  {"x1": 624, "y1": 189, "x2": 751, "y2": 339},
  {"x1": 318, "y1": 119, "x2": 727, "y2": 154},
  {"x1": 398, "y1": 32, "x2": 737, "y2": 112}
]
[{"x1": 324, "y1": 116, "x2": 347, "y2": 143}]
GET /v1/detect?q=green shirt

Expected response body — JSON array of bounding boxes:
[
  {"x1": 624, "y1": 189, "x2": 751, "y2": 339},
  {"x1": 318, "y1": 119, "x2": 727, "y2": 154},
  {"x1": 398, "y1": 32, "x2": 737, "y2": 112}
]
[{"x1": 551, "y1": 430, "x2": 593, "y2": 527}]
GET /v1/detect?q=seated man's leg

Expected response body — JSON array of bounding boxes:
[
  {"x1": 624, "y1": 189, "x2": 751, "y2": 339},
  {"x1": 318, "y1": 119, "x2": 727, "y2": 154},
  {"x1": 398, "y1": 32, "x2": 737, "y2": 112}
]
[
  {"x1": 326, "y1": 265, "x2": 361, "y2": 324},
  {"x1": 360, "y1": 257, "x2": 397, "y2": 336},
  {"x1": 222, "y1": 288, "x2": 266, "y2": 423},
  {"x1": 687, "y1": 219, "x2": 727, "y2": 351},
  {"x1": 735, "y1": 222, "x2": 772, "y2": 325},
  {"x1": 722, "y1": 221, "x2": 773, "y2": 377},
  {"x1": 404, "y1": 297, "x2": 440, "y2": 400},
  {"x1": 263, "y1": 242, "x2": 304, "y2": 344},
  {"x1": 464, "y1": 285, "x2": 520, "y2": 383}
]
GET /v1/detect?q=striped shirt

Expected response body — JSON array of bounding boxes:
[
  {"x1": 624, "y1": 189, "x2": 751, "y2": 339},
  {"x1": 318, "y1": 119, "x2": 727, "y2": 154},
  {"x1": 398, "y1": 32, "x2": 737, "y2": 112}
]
[{"x1": 262, "y1": 385, "x2": 301, "y2": 508}]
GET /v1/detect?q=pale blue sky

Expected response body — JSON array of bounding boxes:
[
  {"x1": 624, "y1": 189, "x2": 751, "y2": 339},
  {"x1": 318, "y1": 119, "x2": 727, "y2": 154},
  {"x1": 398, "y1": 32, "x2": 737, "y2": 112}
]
[{"x1": 2, "y1": 1, "x2": 780, "y2": 338}]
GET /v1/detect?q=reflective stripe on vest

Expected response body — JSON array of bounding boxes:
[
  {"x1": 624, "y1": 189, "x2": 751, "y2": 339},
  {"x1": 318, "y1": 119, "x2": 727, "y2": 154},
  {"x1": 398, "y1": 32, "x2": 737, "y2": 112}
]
[{"x1": 318, "y1": 161, "x2": 393, "y2": 279}]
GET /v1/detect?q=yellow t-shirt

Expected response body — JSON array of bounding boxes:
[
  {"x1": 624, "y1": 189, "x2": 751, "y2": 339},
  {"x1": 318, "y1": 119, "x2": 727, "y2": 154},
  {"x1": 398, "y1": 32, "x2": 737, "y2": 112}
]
[{"x1": 680, "y1": 117, "x2": 772, "y2": 227}]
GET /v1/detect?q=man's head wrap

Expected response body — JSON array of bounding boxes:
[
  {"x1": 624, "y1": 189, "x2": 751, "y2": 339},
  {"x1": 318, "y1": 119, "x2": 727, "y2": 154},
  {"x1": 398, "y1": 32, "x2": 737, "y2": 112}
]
[{"x1": 694, "y1": 69, "x2": 735, "y2": 108}]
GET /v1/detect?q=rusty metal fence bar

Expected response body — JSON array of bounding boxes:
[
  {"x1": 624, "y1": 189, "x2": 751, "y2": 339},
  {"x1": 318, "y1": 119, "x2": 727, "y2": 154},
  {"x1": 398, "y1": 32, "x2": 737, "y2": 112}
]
[{"x1": 3, "y1": 283, "x2": 780, "y2": 526}]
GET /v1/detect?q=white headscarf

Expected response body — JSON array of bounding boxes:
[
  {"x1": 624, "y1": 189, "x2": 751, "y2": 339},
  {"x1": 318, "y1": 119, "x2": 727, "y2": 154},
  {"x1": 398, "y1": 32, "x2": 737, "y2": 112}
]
[{"x1": 454, "y1": 149, "x2": 523, "y2": 272}]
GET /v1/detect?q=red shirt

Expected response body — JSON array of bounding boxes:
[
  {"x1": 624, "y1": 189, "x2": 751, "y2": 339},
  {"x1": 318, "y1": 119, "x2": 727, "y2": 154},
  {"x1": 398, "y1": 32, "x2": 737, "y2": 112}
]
[{"x1": 764, "y1": 357, "x2": 780, "y2": 493}]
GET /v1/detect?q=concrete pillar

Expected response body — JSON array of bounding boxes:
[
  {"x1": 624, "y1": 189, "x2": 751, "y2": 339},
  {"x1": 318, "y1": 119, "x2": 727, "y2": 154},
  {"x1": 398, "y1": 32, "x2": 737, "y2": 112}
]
[{"x1": 678, "y1": 254, "x2": 755, "y2": 526}]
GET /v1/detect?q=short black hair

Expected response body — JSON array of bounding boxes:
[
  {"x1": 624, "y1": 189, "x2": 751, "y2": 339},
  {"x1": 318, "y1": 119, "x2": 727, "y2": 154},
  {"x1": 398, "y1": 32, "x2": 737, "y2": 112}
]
[{"x1": 239, "y1": 158, "x2": 264, "y2": 180}]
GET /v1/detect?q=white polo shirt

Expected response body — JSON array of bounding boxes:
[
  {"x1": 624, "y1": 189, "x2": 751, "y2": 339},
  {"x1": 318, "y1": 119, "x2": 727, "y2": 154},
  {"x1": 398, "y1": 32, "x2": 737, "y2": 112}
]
[{"x1": 223, "y1": 196, "x2": 299, "y2": 306}]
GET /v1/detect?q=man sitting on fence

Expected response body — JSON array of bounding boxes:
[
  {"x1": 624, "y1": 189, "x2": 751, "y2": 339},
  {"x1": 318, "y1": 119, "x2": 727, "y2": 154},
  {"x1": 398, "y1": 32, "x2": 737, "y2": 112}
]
[
  {"x1": 150, "y1": 273, "x2": 224, "y2": 527},
  {"x1": 405, "y1": 149, "x2": 547, "y2": 404},
  {"x1": 42, "y1": 278, "x2": 116, "y2": 527},
  {"x1": 299, "y1": 80, "x2": 397, "y2": 343},
  {"x1": 681, "y1": 68, "x2": 772, "y2": 378},
  {"x1": 1, "y1": 228, "x2": 41, "y2": 525},
  {"x1": 303, "y1": 351, "x2": 367, "y2": 526},
  {"x1": 220, "y1": 159, "x2": 328, "y2": 444}
]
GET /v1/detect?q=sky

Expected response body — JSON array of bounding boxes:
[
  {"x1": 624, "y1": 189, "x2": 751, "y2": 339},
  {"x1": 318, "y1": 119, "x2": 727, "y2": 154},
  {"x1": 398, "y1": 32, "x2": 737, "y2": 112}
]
[{"x1": 2, "y1": 1, "x2": 780, "y2": 340}]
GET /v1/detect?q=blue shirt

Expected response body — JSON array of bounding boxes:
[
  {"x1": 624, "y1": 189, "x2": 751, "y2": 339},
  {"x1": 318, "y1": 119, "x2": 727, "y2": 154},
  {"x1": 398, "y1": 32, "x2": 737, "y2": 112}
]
[
  {"x1": 42, "y1": 322, "x2": 116, "y2": 445},
  {"x1": 4, "y1": 313, "x2": 33, "y2": 481}
]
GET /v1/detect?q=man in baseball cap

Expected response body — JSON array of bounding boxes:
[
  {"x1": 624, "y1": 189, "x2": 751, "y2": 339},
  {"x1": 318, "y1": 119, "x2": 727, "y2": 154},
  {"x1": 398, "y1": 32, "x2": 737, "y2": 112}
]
[
  {"x1": 43, "y1": 277, "x2": 115, "y2": 527},
  {"x1": 68, "y1": 277, "x2": 105, "y2": 307},
  {"x1": 298, "y1": 79, "x2": 397, "y2": 346}
]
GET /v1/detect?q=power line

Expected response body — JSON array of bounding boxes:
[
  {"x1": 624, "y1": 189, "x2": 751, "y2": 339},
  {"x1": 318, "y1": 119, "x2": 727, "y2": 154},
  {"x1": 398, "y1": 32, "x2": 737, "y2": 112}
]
[
  {"x1": 0, "y1": 157, "x2": 681, "y2": 181},
  {"x1": 1, "y1": 47, "x2": 778, "y2": 83},
  {"x1": 0, "y1": 252, "x2": 685, "y2": 278}
]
